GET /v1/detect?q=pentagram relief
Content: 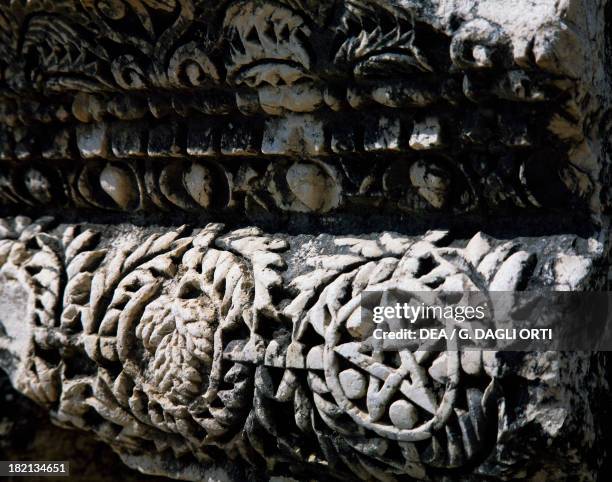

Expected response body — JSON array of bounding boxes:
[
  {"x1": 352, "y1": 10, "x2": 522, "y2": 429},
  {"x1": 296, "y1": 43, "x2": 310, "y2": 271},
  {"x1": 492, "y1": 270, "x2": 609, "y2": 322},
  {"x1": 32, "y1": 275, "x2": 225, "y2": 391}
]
[
  {"x1": 312, "y1": 300, "x2": 496, "y2": 471},
  {"x1": 286, "y1": 234, "x2": 519, "y2": 473},
  {"x1": 324, "y1": 327, "x2": 460, "y2": 441}
]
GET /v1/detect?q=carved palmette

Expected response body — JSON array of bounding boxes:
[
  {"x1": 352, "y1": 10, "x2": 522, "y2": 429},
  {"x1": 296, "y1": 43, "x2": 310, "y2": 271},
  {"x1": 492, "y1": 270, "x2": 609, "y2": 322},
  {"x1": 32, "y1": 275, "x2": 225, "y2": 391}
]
[
  {"x1": 0, "y1": 0, "x2": 600, "y2": 220},
  {"x1": 0, "y1": 217, "x2": 596, "y2": 480}
]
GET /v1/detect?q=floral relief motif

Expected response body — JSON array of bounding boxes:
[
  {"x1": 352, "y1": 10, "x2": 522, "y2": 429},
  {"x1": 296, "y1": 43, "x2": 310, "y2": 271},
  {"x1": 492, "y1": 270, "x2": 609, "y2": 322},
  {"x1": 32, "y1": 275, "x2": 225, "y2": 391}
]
[
  {"x1": 0, "y1": 0, "x2": 608, "y2": 480},
  {"x1": 334, "y1": 1, "x2": 434, "y2": 78},
  {"x1": 0, "y1": 217, "x2": 600, "y2": 479},
  {"x1": 137, "y1": 294, "x2": 216, "y2": 405},
  {"x1": 0, "y1": 0, "x2": 598, "y2": 216}
]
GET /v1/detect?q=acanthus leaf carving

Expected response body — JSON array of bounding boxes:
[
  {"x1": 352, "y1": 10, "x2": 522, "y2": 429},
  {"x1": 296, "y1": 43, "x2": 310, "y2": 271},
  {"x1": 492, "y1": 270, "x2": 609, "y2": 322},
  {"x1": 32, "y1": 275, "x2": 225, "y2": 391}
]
[{"x1": 334, "y1": 1, "x2": 434, "y2": 79}]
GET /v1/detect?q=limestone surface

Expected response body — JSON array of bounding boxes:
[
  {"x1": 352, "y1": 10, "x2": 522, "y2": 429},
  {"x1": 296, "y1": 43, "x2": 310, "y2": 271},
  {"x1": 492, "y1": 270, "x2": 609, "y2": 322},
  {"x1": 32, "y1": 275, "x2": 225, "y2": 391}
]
[{"x1": 0, "y1": 0, "x2": 611, "y2": 481}]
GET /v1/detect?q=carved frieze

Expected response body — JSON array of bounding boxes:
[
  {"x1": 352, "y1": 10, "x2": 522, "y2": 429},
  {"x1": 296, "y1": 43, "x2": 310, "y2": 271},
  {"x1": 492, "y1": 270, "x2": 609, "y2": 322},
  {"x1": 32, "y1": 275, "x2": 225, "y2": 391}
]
[
  {"x1": 0, "y1": 0, "x2": 606, "y2": 217},
  {"x1": 0, "y1": 0, "x2": 611, "y2": 480},
  {"x1": 0, "y1": 217, "x2": 606, "y2": 479}
]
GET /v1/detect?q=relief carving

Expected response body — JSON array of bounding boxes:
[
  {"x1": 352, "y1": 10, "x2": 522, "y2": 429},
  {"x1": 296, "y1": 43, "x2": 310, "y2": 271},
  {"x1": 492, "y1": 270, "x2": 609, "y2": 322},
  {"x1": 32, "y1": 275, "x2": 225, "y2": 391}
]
[
  {"x1": 0, "y1": 0, "x2": 604, "y2": 217},
  {"x1": 0, "y1": 0, "x2": 611, "y2": 480},
  {"x1": 0, "y1": 217, "x2": 605, "y2": 479}
]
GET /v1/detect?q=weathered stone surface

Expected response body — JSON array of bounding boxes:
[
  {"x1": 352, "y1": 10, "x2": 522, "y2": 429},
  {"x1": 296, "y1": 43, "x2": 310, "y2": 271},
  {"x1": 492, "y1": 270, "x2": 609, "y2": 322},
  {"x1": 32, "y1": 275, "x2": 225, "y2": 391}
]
[
  {"x1": 0, "y1": 0, "x2": 611, "y2": 480},
  {"x1": 0, "y1": 371, "x2": 176, "y2": 482},
  {"x1": 0, "y1": 0, "x2": 607, "y2": 219},
  {"x1": 0, "y1": 217, "x2": 608, "y2": 480}
]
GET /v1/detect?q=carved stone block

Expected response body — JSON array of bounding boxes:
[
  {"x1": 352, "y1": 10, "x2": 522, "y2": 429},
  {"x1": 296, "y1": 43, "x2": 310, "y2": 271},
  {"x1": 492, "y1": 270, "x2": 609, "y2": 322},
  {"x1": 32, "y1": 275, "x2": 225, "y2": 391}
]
[{"x1": 0, "y1": 0, "x2": 611, "y2": 480}]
